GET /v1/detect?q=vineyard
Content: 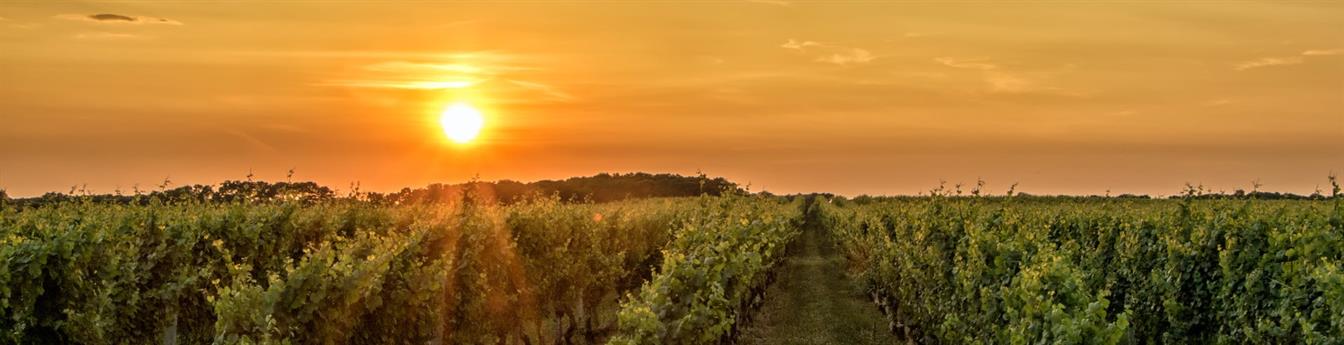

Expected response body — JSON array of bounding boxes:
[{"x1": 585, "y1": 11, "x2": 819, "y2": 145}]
[
  {"x1": 1, "y1": 179, "x2": 1342, "y2": 344},
  {"x1": 0, "y1": 185, "x2": 801, "y2": 344},
  {"x1": 823, "y1": 181, "x2": 1344, "y2": 344}
]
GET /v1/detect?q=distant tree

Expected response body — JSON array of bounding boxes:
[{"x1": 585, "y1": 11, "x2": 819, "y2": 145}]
[
  {"x1": 215, "y1": 180, "x2": 333, "y2": 203},
  {"x1": 371, "y1": 172, "x2": 743, "y2": 205}
]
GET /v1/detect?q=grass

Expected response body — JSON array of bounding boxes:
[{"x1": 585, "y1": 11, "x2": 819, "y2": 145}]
[{"x1": 738, "y1": 223, "x2": 901, "y2": 345}]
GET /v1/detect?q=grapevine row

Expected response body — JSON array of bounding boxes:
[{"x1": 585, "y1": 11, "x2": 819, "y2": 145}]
[
  {"x1": 1, "y1": 190, "x2": 712, "y2": 344},
  {"x1": 822, "y1": 184, "x2": 1343, "y2": 344},
  {"x1": 608, "y1": 195, "x2": 804, "y2": 344}
]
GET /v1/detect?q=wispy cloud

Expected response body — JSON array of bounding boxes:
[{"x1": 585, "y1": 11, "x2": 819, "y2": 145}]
[
  {"x1": 505, "y1": 79, "x2": 576, "y2": 101},
  {"x1": 1202, "y1": 98, "x2": 1234, "y2": 107},
  {"x1": 935, "y1": 57, "x2": 998, "y2": 70},
  {"x1": 1302, "y1": 48, "x2": 1343, "y2": 56},
  {"x1": 782, "y1": 39, "x2": 875, "y2": 65},
  {"x1": 221, "y1": 129, "x2": 278, "y2": 153},
  {"x1": 984, "y1": 72, "x2": 1036, "y2": 93},
  {"x1": 1234, "y1": 56, "x2": 1304, "y2": 71},
  {"x1": 74, "y1": 32, "x2": 149, "y2": 40},
  {"x1": 322, "y1": 58, "x2": 534, "y2": 90},
  {"x1": 0, "y1": 16, "x2": 41, "y2": 30},
  {"x1": 316, "y1": 79, "x2": 480, "y2": 90},
  {"x1": 697, "y1": 56, "x2": 726, "y2": 65},
  {"x1": 363, "y1": 61, "x2": 536, "y2": 74},
  {"x1": 365, "y1": 61, "x2": 484, "y2": 74},
  {"x1": 230, "y1": 50, "x2": 518, "y2": 63},
  {"x1": 2, "y1": 16, "x2": 39, "y2": 30},
  {"x1": 780, "y1": 39, "x2": 820, "y2": 50},
  {"x1": 934, "y1": 57, "x2": 1077, "y2": 95},
  {"x1": 90, "y1": 14, "x2": 136, "y2": 22},
  {"x1": 55, "y1": 13, "x2": 182, "y2": 25},
  {"x1": 744, "y1": 0, "x2": 791, "y2": 6},
  {"x1": 816, "y1": 48, "x2": 875, "y2": 65},
  {"x1": 1233, "y1": 49, "x2": 1340, "y2": 71},
  {"x1": 318, "y1": 55, "x2": 577, "y2": 103}
]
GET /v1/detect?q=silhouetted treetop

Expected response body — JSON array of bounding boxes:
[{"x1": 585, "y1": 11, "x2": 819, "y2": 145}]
[{"x1": 6, "y1": 172, "x2": 740, "y2": 207}]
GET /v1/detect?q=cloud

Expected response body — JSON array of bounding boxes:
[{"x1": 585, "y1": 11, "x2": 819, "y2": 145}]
[
  {"x1": 935, "y1": 57, "x2": 998, "y2": 70},
  {"x1": 782, "y1": 39, "x2": 875, "y2": 65},
  {"x1": 1234, "y1": 56, "x2": 1304, "y2": 71},
  {"x1": 364, "y1": 61, "x2": 485, "y2": 74},
  {"x1": 316, "y1": 79, "x2": 479, "y2": 90},
  {"x1": 934, "y1": 57, "x2": 1077, "y2": 95},
  {"x1": 984, "y1": 72, "x2": 1036, "y2": 93},
  {"x1": 816, "y1": 48, "x2": 875, "y2": 65},
  {"x1": 91, "y1": 14, "x2": 135, "y2": 22},
  {"x1": 697, "y1": 56, "x2": 726, "y2": 65},
  {"x1": 1233, "y1": 48, "x2": 1341, "y2": 71},
  {"x1": 55, "y1": 13, "x2": 182, "y2": 25},
  {"x1": 324, "y1": 58, "x2": 506, "y2": 88},
  {"x1": 221, "y1": 129, "x2": 277, "y2": 153},
  {"x1": 363, "y1": 61, "x2": 538, "y2": 74},
  {"x1": 1302, "y1": 48, "x2": 1343, "y2": 56},
  {"x1": 230, "y1": 50, "x2": 518, "y2": 63},
  {"x1": 320, "y1": 78, "x2": 577, "y2": 104},
  {"x1": 74, "y1": 32, "x2": 149, "y2": 40},
  {"x1": 319, "y1": 57, "x2": 577, "y2": 103},
  {"x1": 505, "y1": 79, "x2": 576, "y2": 101},
  {"x1": 780, "y1": 39, "x2": 820, "y2": 50},
  {"x1": 323, "y1": 58, "x2": 540, "y2": 90},
  {"x1": 744, "y1": 0, "x2": 791, "y2": 6},
  {"x1": 1, "y1": 17, "x2": 42, "y2": 30},
  {"x1": 2, "y1": 17, "x2": 39, "y2": 30}
]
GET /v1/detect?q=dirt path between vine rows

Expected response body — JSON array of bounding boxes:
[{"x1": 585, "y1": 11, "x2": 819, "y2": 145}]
[{"x1": 738, "y1": 221, "x2": 902, "y2": 345}]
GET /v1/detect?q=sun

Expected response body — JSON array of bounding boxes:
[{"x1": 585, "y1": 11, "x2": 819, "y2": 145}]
[{"x1": 439, "y1": 103, "x2": 484, "y2": 144}]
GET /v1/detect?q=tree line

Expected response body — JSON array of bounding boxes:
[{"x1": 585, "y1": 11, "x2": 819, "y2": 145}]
[{"x1": 0, "y1": 172, "x2": 741, "y2": 208}]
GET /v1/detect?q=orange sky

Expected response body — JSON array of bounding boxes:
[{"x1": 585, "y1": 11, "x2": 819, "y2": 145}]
[{"x1": 2, "y1": 1, "x2": 1342, "y2": 197}]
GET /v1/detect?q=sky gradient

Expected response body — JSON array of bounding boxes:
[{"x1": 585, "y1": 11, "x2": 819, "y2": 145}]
[{"x1": 2, "y1": 1, "x2": 1342, "y2": 197}]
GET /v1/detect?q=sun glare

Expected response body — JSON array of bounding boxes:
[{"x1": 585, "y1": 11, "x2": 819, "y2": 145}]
[{"x1": 439, "y1": 103, "x2": 484, "y2": 144}]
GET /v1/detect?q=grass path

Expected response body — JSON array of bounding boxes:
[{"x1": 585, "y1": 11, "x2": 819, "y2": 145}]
[{"x1": 738, "y1": 221, "x2": 902, "y2": 345}]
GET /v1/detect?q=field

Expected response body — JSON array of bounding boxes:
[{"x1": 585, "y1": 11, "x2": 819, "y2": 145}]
[
  {"x1": 823, "y1": 191, "x2": 1343, "y2": 344},
  {"x1": 1, "y1": 180, "x2": 1341, "y2": 344},
  {"x1": 6, "y1": 1, "x2": 1340, "y2": 344}
]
